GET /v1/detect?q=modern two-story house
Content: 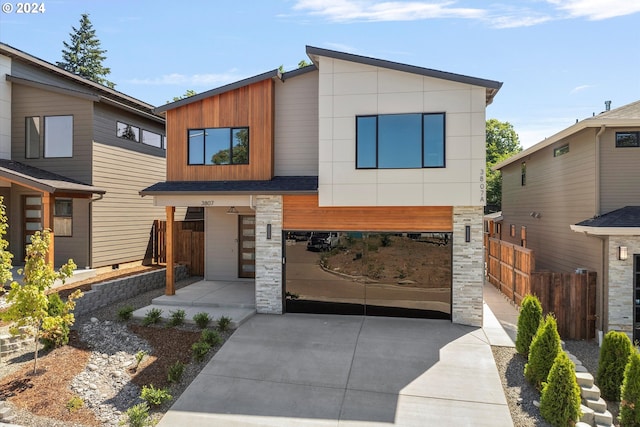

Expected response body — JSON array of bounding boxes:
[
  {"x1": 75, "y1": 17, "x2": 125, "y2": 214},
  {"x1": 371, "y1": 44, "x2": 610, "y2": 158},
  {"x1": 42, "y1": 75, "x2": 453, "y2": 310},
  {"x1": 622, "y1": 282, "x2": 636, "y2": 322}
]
[
  {"x1": 495, "y1": 100, "x2": 640, "y2": 341},
  {"x1": 142, "y1": 46, "x2": 502, "y2": 327},
  {"x1": 0, "y1": 43, "x2": 171, "y2": 270}
]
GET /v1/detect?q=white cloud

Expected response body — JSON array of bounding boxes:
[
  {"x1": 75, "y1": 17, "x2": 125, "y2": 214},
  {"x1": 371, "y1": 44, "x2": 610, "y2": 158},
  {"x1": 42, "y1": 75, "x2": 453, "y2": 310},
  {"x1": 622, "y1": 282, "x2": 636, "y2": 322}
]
[
  {"x1": 324, "y1": 42, "x2": 358, "y2": 53},
  {"x1": 292, "y1": 0, "x2": 485, "y2": 22},
  {"x1": 546, "y1": 0, "x2": 640, "y2": 20},
  {"x1": 127, "y1": 72, "x2": 241, "y2": 86},
  {"x1": 570, "y1": 84, "x2": 594, "y2": 94}
]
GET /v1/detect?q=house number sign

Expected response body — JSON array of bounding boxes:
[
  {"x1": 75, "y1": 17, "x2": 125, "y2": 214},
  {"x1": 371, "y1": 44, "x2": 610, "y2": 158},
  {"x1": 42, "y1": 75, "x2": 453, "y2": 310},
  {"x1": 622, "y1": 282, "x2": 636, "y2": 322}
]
[
  {"x1": 479, "y1": 168, "x2": 485, "y2": 203},
  {"x1": 200, "y1": 200, "x2": 215, "y2": 206}
]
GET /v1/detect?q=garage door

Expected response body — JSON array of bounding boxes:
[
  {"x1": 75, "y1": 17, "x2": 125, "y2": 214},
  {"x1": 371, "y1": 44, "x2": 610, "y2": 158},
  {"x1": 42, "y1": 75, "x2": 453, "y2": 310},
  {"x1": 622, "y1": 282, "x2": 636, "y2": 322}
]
[{"x1": 284, "y1": 231, "x2": 452, "y2": 319}]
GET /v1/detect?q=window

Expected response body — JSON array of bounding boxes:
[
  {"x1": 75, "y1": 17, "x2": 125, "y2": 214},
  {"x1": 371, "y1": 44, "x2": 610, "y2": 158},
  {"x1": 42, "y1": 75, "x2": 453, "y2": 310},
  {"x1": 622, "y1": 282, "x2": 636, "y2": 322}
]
[
  {"x1": 44, "y1": 115, "x2": 73, "y2": 158},
  {"x1": 356, "y1": 113, "x2": 445, "y2": 169},
  {"x1": 142, "y1": 130, "x2": 162, "y2": 148},
  {"x1": 54, "y1": 198, "x2": 72, "y2": 237},
  {"x1": 616, "y1": 132, "x2": 640, "y2": 147},
  {"x1": 553, "y1": 144, "x2": 569, "y2": 157},
  {"x1": 521, "y1": 162, "x2": 526, "y2": 186},
  {"x1": 188, "y1": 127, "x2": 249, "y2": 165},
  {"x1": 117, "y1": 121, "x2": 139, "y2": 142},
  {"x1": 25, "y1": 117, "x2": 40, "y2": 159}
]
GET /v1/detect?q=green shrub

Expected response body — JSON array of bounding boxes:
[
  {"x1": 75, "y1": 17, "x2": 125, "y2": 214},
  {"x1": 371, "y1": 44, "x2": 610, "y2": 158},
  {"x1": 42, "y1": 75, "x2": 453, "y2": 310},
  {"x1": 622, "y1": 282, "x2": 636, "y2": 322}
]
[
  {"x1": 193, "y1": 312, "x2": 211, "y2": 329},
  {"x1": 217, "y1": 315, "x2": 232, "y2": 332},
  {"x1": 620, "y1": 350, "x2": 640, "y2": 426},
  {"x1": 65, "y1": 395, "x2": 84, "y2": 413},
  {"x1": 539, "y1": 352, "x2": 581, "y2": 427},
  {"x1": 117, "y1": 305, "x2": 135, "y2": 322},
  {"x1": 142, "y1": 308, "x2": 163, "y2": 326},
  {"x1": 524, "y1": 314, "x2": 561, "y2": 388},
  {"x1": 201, "y1": 329, "x2": 221, "y2": 347},
  {"x1": 167, "y1": 360, "x2": 185, "y2": 384},
  {"x1": 124, "y1": 402, "x2": 151, "y2": 427},
  {"x1": 140, "y1": 384, "x2": 172, "y2": 407},
  {"x1": 40, "y1": 293, "x2": 70, "y2": 350},
  {"x1": 192, "y1": 341, "x2": 211, "y2": 362},
  {"x1": 515, "y1": 294, "x2": 543, "y2": 356},
  {"x1": 134, "y1": 350, "x2": 147, "y2": 371},
  {"x1": 597, "y1": 330, "x2": 633, "y2": 401},
  {"x1": 167, "y1": 309, "x2": 186, "y2": 327}
]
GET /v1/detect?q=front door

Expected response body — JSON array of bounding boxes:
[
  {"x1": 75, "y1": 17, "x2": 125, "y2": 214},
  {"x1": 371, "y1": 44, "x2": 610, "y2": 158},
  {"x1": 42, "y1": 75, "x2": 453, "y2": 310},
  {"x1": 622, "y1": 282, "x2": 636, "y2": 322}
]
[
  {"x1": 22, "y1": 195, "x2": 42, "y2": 258},
  {"x1": 238, "y1": 215, "x2": 255, "y2": 278}
]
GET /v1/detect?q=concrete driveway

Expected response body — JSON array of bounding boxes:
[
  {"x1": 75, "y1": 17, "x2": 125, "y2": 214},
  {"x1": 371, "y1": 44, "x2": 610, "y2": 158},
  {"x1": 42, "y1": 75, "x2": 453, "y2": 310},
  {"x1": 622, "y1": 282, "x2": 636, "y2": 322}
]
[{"x1": 157, "y1": 314, "x2": 512, "y2": 426}]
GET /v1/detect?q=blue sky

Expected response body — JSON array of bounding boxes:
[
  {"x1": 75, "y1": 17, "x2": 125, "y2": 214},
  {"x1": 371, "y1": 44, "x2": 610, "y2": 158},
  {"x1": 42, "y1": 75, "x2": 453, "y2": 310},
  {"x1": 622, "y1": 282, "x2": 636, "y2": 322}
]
[{"x1": 1, "y1": 0, "x2": 639, "y2": 148}]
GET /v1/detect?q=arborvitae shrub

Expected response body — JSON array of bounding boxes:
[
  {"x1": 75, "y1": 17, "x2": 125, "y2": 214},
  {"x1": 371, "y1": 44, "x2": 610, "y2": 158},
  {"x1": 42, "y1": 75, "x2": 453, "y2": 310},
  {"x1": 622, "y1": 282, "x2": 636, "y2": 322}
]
[
  {"x1": 524, "y1": 314, "x2": 561, "y2": 388},
  {"x1": 597, "y1": 330, "x2": 632, "y2": 401},
  {"x1": 540, "y1": 352, "x2": 581, "y2": 427},
  {"x1": 516, "y1": 294, "x2": 543, "y2": 356},
  {"x1": 620, "y1": 350, "x2": 640, "y2": 427}
]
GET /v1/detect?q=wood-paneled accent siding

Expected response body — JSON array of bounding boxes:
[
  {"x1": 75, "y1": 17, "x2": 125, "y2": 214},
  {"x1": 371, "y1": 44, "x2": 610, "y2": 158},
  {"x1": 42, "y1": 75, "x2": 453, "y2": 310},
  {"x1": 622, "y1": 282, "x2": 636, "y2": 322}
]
[
  {"x1": 166, "y1": 79, "x2": 275, "y2": 181},
  {"x1": 283, "y1": 195, "x2": 452, "y2": 231}
]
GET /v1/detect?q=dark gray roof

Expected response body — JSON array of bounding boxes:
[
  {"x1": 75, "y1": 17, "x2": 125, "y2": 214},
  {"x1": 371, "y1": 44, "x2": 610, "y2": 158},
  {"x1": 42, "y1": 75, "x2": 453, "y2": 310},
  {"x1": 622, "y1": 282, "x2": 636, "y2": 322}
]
[
  {"x1": 305, "y1": 45, "x2": 502, "y2": 104},
  {"x1": 0, "y1": 159, "x2": 106, "y2": 195},
  {"x1": 575, "y1": 206, "x2": 640, "y2": 228},
  {"x1": 154, "y1": 69, "x2": 281, "y2": 113},
  {"x1": 140, "y1": 176, "x2": 318, "y2": 196}
]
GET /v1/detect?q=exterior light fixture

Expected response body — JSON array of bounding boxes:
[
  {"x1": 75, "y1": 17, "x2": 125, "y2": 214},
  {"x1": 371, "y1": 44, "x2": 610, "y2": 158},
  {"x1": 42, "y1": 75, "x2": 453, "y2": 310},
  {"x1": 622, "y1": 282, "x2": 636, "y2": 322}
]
[
  {"x1": 465, "y1": 225, "x2": 471, "y2": 243},
  {"x1": 619, "y1": 246, "x2": 628, "y2": 261},
  {"x1": 267, "y1": 224, "x2": 272, "y2": 240},
  {"x1": 226, "y1": 206, "x2": 238, "y2": 215}
]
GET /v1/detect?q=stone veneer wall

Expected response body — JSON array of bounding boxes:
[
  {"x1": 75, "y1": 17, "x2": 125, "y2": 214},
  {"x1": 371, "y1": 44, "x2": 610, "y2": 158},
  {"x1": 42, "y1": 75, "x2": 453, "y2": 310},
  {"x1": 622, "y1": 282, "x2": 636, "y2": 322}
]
[
  {"x1": 607, "y1": 236, "x2": 640, "y2": 337},
  {"x1": 451, "y1": 206, "x2": 484, "y2": 327},
  {"x1": 74, "y1": 265, "x2": 188, "y2": 316},
  {"x1": 255, "y1": 195, "x2": 283, "y2": 314}
]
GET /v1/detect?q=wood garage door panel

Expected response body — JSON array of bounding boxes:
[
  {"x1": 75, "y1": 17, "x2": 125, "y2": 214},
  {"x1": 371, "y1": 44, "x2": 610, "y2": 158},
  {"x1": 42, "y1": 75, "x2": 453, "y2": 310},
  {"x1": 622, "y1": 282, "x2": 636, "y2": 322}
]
[{"x1": 283, "y1": 195, "x2": 452, "y2": 232}]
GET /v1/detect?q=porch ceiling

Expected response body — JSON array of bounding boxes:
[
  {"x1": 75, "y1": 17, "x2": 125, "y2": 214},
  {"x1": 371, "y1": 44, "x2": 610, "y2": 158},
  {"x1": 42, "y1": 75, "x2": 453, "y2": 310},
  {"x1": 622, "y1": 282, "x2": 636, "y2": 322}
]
[{"x1": 140, "y1": 176, "x2": 318, "y2": 196}]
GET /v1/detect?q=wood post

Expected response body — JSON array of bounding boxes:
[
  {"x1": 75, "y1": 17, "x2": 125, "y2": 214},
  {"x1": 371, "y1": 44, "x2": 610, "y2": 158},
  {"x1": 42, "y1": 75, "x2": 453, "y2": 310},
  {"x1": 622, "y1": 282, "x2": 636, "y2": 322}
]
[
  {"x1": 166, "y1": 206, "x2": 175, "y2": 295},
  {"x1": 42, "y1": 192, "x2": 54, "y2": 266}
]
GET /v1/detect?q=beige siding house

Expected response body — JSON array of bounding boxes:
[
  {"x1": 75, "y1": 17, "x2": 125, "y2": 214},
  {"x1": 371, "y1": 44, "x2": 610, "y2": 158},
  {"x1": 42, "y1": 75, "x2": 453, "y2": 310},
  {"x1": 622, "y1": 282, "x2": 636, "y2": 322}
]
[
  {"x1": 495, "y1": 100, "x2": 640, "y2": 342},
  {"x1": 0, "y1": 42, "x2": 171, "y2": 270}
]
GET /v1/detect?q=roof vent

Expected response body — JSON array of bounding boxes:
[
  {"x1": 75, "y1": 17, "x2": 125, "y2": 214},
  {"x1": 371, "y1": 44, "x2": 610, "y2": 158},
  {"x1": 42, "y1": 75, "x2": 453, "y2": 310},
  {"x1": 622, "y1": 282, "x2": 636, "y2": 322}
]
[{"x1": 605, "y1": 100, "x2": 611, "y2": 111}]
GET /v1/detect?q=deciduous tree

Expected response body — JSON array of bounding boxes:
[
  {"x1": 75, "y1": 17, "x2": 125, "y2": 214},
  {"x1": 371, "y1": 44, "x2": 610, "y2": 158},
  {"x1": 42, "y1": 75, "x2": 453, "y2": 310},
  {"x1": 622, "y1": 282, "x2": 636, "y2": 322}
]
[{"x1": 486, "y1": 119, "x2": 522, "y2": 210}]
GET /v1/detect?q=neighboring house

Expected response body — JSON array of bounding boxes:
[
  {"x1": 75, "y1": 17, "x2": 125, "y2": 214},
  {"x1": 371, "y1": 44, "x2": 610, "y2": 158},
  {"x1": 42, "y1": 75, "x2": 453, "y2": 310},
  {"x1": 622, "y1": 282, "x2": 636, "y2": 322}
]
[
  {"x1": 142, "y1": 46, "x2": 502, "y2": 327},
  {"x1": 0, "y1": 43, "x2": 171, "y2": 270},
  {"x1": 494, "y1": 100, "x2": 640, "y2": 342}
]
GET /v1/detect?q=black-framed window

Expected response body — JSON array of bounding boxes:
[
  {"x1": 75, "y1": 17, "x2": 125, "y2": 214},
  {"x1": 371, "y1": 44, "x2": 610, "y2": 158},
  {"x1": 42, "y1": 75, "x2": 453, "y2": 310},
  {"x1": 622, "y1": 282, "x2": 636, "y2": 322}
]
[
  {"x1": 356, "y1": 113, "x2": 445, "y2": 169},
  {"x1": 553, "y1": 144, "x2": 569, "y2": 157},
  {"x1": 521, "y1": 162, "x2": 526, "y2": 186},
  {"x1": 54, "y1": 198, "x2": 72, "y2": 237},
  {"x1": 25, "y1": 116, "x2": 40, "y2": 159},
  {"x1": 616, "y1": 132, "x2": 640, "y2": 148},
  {"x1": 44, "y1": 115, "x2": 73, "y2": 158},
  {"x1": 117, "y1": 121, "x2": 140, "y2": 142},
  {"x1": 142, "y1": 129, "x2": 162, "y2": 148},
  {"x1": 188, "y1": 127, "x2": 249, "y2": 165}
]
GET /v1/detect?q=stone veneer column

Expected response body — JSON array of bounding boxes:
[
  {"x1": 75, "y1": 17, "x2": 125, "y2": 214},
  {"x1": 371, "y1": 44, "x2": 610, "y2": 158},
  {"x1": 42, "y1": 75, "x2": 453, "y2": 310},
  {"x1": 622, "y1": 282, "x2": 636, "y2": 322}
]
[
  {"x1": 255, "y1": 195, "x2": 283, "y2": 314},
  {"x1": 607, "y1": 236, "x2": 640, "y2": 337},
  {"x1": 451, "y1": 206, "x2": 484, "y2": 327}
]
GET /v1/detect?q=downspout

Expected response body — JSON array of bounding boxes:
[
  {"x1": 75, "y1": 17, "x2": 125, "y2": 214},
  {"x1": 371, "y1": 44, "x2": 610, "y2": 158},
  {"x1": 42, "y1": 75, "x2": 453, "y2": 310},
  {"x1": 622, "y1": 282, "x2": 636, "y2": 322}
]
[
  {"x1": 86, "y1": 194, "x2": 104, "y2": 269},
  {"x1": 594, "y1": 125, "x2": 606, "y2": 338}
]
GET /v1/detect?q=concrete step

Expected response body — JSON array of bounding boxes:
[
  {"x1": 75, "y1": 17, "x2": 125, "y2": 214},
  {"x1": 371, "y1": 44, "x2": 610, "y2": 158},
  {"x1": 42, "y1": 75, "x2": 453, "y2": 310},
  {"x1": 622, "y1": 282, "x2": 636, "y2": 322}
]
[
  {"x1": 575, "y1": 372, "x2": 594, "y2": 388},
  {"x1": 581, "y1": 384, "x2": 601, "y2": 401},
  {"x1": 575, "y1": 423, "x2": 591, "y2": 427},
  {"x1": 132, "y1": 304, "x2": 256, "y2": 329},
  {"x1": 575, "y1": 365, "x2": 589, "y2": 373},
  {"x1": 585, "y1": 397, "x2": 607, "y2": 413},
  {"x1": 0, "y1": 407, "x2": 10, "y2": 419},
  {"x1": 594, "y1": 410, "x2": 613, "y2": 426},
  {"x1": 580, "y1": 404, "x2": 595, "y2": 425}
]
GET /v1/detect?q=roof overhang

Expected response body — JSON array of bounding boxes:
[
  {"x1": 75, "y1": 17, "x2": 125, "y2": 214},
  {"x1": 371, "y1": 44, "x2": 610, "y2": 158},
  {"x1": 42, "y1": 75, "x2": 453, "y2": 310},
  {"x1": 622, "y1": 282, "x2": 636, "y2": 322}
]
[{"x1": 570, "y1": 224, "x2": 640, "y2": 237}]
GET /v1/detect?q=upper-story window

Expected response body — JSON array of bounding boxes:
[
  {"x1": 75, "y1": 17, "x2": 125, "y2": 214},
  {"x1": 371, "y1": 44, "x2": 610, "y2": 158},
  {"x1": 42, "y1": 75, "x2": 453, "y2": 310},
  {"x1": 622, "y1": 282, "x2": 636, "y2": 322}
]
[
  {"x1": 616, "y1": 131, "x2": 640, "y2": 147},
  {"x1": 356, "y1": 113, "x2": 445, "y2": 169},
  {"x1": 44, "y1": 115, "x2": 73, "y2": 158},
  {"x1": 188, "y1": 127, "x2": 249, "y2": 165},
  {"x1": 25, "y1": 116, "x2": 40, "y2": 159},
  {"x1": 117, "y1": 121, "x2": 140, "y2": 142},
  {"x1": 553, "y1": 144, "x2": 569, "y2": 157},
  {"x1": 142, "y1": 130, "x2": 163, "y2": 148},
  {"x1": 521, "y1": 161, "x2": 526, "y2": 186}
]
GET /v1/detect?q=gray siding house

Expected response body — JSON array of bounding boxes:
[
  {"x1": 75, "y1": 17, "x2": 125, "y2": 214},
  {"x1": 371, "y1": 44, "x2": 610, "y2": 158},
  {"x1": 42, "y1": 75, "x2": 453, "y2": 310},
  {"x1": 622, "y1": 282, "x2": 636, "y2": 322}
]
[
  {"x1": 0, "y1": 43, "x2": 170, "y2": 270},
  {"x1": 495, "y1": 100, "x2": 640, "y2": 342}
]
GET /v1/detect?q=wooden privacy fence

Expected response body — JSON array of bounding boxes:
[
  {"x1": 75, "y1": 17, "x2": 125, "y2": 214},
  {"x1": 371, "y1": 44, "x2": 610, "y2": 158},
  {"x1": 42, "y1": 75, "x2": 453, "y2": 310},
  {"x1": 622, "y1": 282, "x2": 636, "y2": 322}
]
[
  {"x1": 154, "y1": 220, "x2": 204, "y2": 276},
  {"x1": 485, "y1": 235, "x2": 596, "y2": 340}
]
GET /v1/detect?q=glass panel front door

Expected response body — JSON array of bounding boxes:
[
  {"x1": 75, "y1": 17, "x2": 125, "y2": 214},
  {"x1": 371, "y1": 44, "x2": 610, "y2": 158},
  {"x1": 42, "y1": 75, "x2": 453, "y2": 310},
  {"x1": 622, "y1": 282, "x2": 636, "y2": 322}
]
[
  {"x1": 238, "y1": 215, "x2": 255, "y2": 278},
  {"x1": 23, "y1": 195, "x2": 42, "y2": 258}
]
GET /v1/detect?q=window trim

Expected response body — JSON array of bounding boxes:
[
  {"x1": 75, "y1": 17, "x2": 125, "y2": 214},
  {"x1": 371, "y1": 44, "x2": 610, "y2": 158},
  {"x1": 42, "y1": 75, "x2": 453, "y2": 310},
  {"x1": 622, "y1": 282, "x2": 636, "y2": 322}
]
[
  {"x1": 44, "y1": 115, "x2": 73, "y2": 158},
  {"x1": 615, "y1": 131, "x2": 640, "y2": 148},
  {"x1": 53, "y1": 198, "x2": 73, "y2": 237},
  {"x1": 355, "y1": 112, "x2": 446, "y2": 170},
  {"x1": 187, "y1": 126, "x2": 250, "y2": 166}
]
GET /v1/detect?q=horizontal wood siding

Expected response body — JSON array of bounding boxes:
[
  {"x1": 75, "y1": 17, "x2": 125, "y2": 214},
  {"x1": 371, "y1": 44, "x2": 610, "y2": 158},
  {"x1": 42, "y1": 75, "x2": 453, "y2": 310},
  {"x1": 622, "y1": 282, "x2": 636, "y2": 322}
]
[
  {"x1": 599, "y1": 126, "x2": 640, "y2": 214},
  {"x1": 283, "y1": 195, "x2": 452, "y2": 231},
  {"x1": 93, "y1": 103, "x2": 166, "y2": 158},
  {"x1": 11, "y1": 84, "x2": 92, "y2": 183},
  {"x1": 166, "y1": 79, "x2": 274, "y2": 181},
  {"x1": 500, "y1": 128, "x2": 601, "y2": 274},
  {"x1": 274, "y1": 71, "x2": 318, "y2": 176},
  {"x1": 91, "y1": 142, "x2": 168, "y2": 267}
]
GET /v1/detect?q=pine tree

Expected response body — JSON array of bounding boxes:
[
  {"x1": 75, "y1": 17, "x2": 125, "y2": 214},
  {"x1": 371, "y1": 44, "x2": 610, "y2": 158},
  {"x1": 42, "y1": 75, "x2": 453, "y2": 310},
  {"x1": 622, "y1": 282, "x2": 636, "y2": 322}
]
[
  {"x1": 57, "y1": 13, "x2": 115, "y2": 88},
  {"x1": 515, "y1": 294, "x2": 543, "y2": 356},
  {"x1": 620, "y1": 350, "x2": 640, "y2": 426},
  {"x1": 524, "y1": 314, "x2": 562, "y2": 388}
]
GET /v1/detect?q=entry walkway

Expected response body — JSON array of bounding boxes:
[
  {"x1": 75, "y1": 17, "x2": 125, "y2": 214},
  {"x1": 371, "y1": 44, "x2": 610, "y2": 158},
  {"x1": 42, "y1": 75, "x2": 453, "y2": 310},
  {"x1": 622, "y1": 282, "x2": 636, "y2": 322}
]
[{"x1": 156, "y1": 306, "x2": 517, "y2": 426}]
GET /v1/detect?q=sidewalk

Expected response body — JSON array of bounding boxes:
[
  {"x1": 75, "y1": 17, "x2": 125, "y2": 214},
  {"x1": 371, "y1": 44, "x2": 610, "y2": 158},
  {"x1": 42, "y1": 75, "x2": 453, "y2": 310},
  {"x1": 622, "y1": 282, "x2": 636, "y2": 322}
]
[{"x1": 483, "y1": 280, "x2": 519, "y2": 347}]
